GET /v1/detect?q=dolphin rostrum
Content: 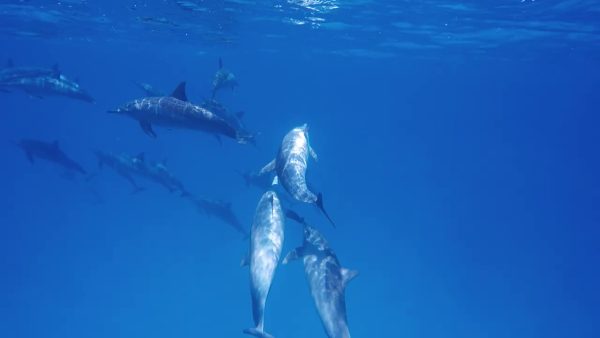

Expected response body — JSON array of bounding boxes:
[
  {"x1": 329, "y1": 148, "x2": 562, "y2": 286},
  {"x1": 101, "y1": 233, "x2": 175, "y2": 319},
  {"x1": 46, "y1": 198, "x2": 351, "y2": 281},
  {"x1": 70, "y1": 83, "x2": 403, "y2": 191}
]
[
  {"x1": 241, "y1": 191, "x2": 285, "y2": 338},
  {"x1": 283, "y1": 225, "x2": 357, "y2": 338},
  {"x1": 260, "y1": 124, "x2": 335, "y2": 227},
  {"x1": 109, "y1": 82, "x2": 251, "y2": 143},
  {"x1": 18, "y1": 139, "x2": 86, "y2": 175}
]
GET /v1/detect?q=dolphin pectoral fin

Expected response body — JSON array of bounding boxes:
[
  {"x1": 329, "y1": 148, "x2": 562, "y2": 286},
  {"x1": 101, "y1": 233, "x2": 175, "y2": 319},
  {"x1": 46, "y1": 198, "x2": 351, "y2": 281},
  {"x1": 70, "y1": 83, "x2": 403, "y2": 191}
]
[
  {"x1": 240, "y1": 254, "x2": 250, "y2": 267},
  {"x1": 139, "y1": 121, "x2": 157, "y2": 138},
  {"x1": 259, "y1": 159, "x2": 276, "y2": 175},
  {"x1": 341, "y1": 268, "x2": 359, "y2": 287},
  {"x1": 243, "y1": 328, "x2": 274, "y2": 338},
  {"x1": 309, "y1": 146, "x2": 318, "y2": 162},
  {"x1": 316, "y1": 193, "x2": 336, "y2": 228},
  {"x1": 271, "y1": 175, "x2": 279, "y2": 186},
  {"x1": 282, "y1": 247, "x2": 304, "y2": 265}
]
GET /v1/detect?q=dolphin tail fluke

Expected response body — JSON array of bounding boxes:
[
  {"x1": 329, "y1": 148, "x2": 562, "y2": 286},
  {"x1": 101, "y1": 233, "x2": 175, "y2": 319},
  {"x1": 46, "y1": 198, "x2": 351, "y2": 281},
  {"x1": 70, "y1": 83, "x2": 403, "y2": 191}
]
[
  {"x1": 243, "y1": 328, "x2": 274, "y2": 338},
  {"x1": 316, "y1": 193, "x2": 336, "y2": 228}
]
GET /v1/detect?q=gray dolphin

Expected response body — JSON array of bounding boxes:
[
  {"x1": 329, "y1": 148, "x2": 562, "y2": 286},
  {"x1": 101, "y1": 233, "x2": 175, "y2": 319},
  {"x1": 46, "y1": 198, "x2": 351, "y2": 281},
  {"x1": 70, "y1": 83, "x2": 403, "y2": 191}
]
[
  {"x1": 145, "y1": 158, "x2": 189, "y2": 196},
  {"x1": 201, "y1": 98, "x2": 256, "y2": 145},
  {"x1": 186, "y1": 194, "x2": 248, "y2": 237},
  {"x1": 133, "y1": 81, "x2": 164, "y2": 97},
  {"x1": 108, "y1": 82, "x2": 251, "y2": 143},
  {"x1": 260, "y1": 124, "x2": 335, "y2": 227},
  {"x1": 241, "y1": 191, "x2": 285, "y2": 338},
  {"x1": 212, "y1": 57, "x2": 238, "y2": 99},
  {"x1": 283, "y1": 226, "x2": 357, "y2": 338},
  {"x1": 94, "y1": 150, "x2": 145, "y2": 193},
  {"x1": 18, "y1": 139, "x2": 86, "y2": 175},
  {"x1": 0, "y1": 61, "x2": 94, "y2": 103},
  {"x1": 131, "y1": 153, "x2": 189, "y2": 196}
]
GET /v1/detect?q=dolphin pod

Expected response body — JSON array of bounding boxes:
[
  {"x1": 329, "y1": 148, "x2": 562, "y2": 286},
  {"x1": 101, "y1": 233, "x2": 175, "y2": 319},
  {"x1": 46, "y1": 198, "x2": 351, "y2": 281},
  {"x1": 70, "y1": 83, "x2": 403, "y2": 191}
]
[{"x1": 8, "y1": 58, "x2": 353, "y2": 337}]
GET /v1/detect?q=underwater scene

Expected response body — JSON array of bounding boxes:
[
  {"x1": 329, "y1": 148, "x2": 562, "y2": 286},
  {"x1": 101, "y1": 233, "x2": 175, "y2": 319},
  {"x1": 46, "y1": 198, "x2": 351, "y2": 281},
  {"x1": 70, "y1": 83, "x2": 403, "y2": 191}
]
[{"x1": 1, "y1": 1, "x2": 599, "y2": 337}]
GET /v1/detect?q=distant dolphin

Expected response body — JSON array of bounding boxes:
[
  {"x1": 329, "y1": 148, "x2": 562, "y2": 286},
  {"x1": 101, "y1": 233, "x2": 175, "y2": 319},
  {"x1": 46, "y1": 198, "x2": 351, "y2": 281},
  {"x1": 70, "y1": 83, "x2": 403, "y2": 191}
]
[
  {"x1": 283, "y1": 225, "x2": 357, "y2": 338},
  {"x1": 260, "y1": 124, "x2": 335, "y2": 227},
  {"x1": 94, "y1": 150, "x2": 145, "y2": 193},
  {"x1": 242, "y1": 191, "x2": 284, "y2": 338},
  {"x1": 18, "y1": 139, "x2": 86, "y2": 175},
  {"x1": 201, "y1": 98, "x2": 256, "y2": 145},
  {"x1": 212, "y1": 57, "x2": 238, "y2": 99},
  {"x1": 186, "y1": 194, "x2": 248, "y2": 237},
  {"x1": 133, "y1": 81, "x2": 164, "y2": 97},
  {"x1": 109, "y1": 82, "x2": 251, "y2": 143},
  {"x1": 0, "y1": 61, "x2": 94, "y2": 102},
  {"x1": 145, "y1": 158, "x2": 189, "y2": 196}
]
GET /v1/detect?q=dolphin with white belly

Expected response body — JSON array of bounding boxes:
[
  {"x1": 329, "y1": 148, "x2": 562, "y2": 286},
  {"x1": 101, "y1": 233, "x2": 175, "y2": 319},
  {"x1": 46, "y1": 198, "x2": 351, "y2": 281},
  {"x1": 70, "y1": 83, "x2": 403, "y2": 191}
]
[
  {"x1": 283, "y1": 225, "x2": 357, "y2": 338},
  {"x1": 259, "y1": 123, "x2": 335, "y2": 227},
  {"x1": 241, "y1": 190, "x2": 285, "y2": 338}
]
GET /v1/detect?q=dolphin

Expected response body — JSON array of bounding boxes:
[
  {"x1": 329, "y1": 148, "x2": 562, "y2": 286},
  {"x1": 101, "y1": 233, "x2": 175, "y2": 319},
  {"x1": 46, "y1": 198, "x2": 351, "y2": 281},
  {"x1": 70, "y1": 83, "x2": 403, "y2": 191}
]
[
  {"x1": 94, "y1": 150, "x2": 146, "y2": 193},
  {"x1": 108, "y1": 82, "x2": 251, "y2": 143},
  {"x1": 241, "y1": 191, "x2": 285, "y2": 338},
  {"x1": 201, "y1": 98, "x2": 256, "y2": 145},
  {"x1": 186, "y1": 194, "x2": 248, "y2": 237},
  {"x1": 133, "y1": 81, "x2": 164, "y2": 97},
  {"x1": 283, "y1": 225, "x2": 357, "y2": 338},
  {"x1": 211, "y1": 57, "x2": 238, "y2": 99},
  {"x1": 142, "y1": 155, "x2": 190, "y2": 196},
  {"x1": 18, "y1": 139, "x2": 86, "y2": 175},
  {"x1": 0, "y1": 61, "x2": 94, "y2": 102},
  {"x1": 259, "y1": 124, "x2": 335, "y2": 227}
]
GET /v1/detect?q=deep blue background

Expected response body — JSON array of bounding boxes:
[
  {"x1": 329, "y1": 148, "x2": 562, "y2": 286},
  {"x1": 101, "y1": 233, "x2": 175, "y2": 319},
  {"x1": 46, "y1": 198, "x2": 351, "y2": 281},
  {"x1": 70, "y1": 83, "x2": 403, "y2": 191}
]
[{"x1": 1, "y1": 3, "x2": 600, "y2": 337}]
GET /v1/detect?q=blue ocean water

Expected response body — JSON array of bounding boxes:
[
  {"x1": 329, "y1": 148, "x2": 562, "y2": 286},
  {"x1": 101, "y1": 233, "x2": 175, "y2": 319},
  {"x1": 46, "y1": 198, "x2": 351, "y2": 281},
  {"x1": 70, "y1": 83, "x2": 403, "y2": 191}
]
[{"x1": 1, "y1": 1, "x2": 599, "y2": 337}]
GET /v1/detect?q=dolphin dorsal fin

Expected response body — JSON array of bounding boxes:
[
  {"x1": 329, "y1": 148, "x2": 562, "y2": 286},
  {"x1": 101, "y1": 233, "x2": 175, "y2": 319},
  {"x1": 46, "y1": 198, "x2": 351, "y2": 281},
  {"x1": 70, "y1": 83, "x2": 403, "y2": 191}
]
[
  {"x1": 341, "y1": 268, "x2": 359, "y2": 287},
  {"x1": 218, "y1": 57, "x2": 223, "y2": 69},
  {"x1": 171, "y1": 82, "x2": 188, "y2": 101}
]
